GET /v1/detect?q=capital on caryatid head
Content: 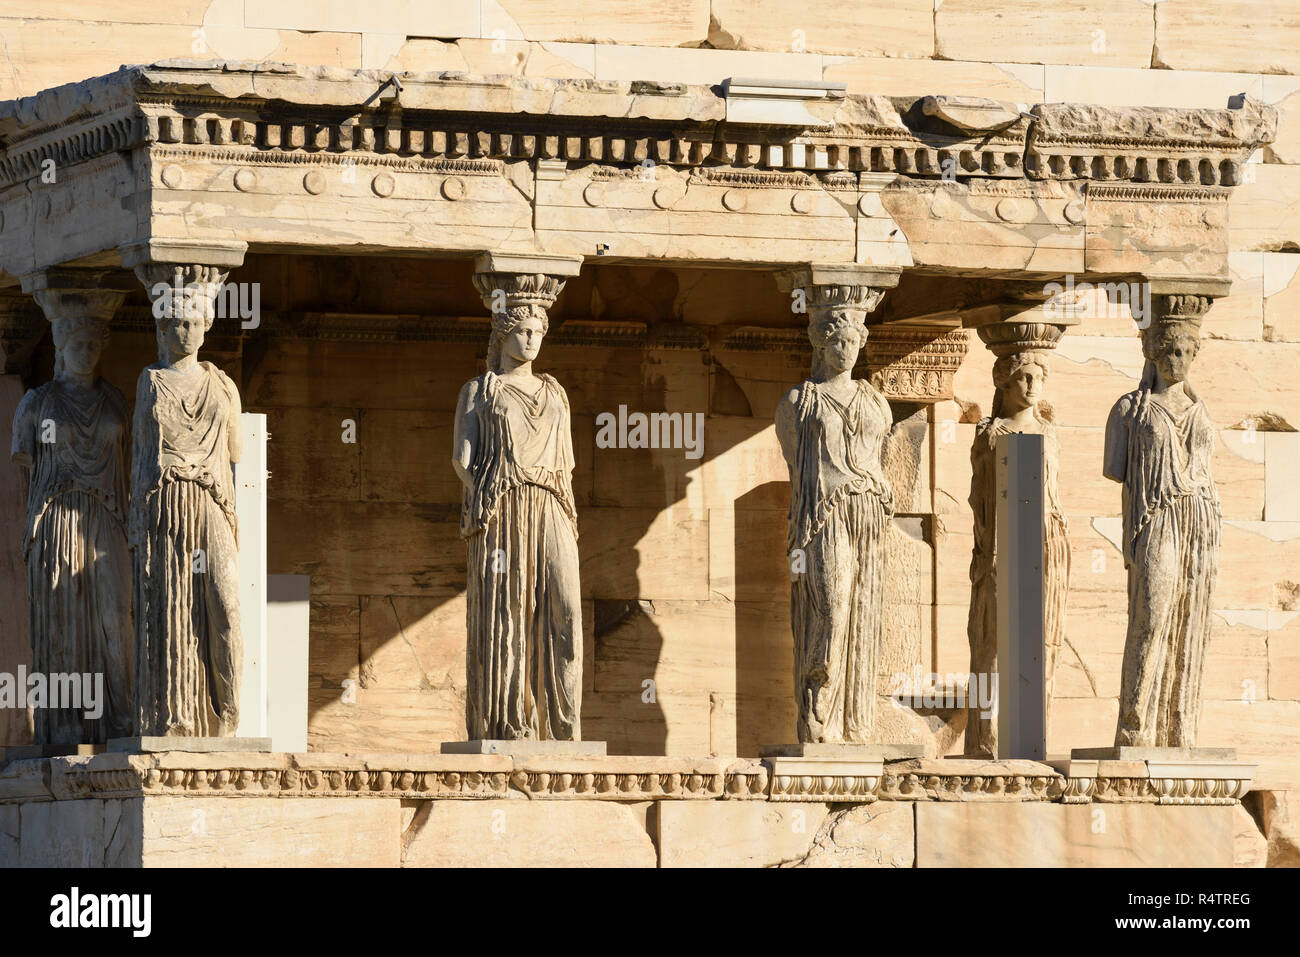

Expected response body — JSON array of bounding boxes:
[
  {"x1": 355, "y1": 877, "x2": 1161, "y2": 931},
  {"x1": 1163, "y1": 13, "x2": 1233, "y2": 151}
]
[
  {"x1": 119, "y1": 239, "x2": 248, "y2": 323},
  {"x1": 20, "y1": 268, "x2": 126, "y2": 329},
  {"x1": 963, "y1": 294, "x2": 1080, "y2": 359},
  {"x1": 776, "y1": 264, "x2": 901, "y2": 324},
  {"x1": 471, "y1": 252, "x2": 584, "y2": 315}
]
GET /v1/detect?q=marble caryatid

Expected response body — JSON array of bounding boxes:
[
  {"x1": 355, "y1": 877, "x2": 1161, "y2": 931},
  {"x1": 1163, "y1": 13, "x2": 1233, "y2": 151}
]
[
  {"x1": 131, "y1": 264, "x2": 243, "y2": 738},
  {"x1": 775, "y1": 284, "x2": 894, "y2": 744},
  {"x1": 11, "y1": 287, "x2": 133, "y2": 744},
  {"x1": 1104, "y1": 297, "x2": 1220, "y2": 748},
  {"x1": 965, "y1": 323, "x2": 1071, "y2": 757},
  {"x1": 454, "y1": 266, "x2": 582, "y2": 742}
]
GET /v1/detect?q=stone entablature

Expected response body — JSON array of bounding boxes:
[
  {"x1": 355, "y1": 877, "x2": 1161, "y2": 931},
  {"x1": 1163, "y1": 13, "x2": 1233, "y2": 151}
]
[
  {"x1": 0, "y1": 751, "x2": 1254, "y2": 807},
  {"x1": 0, "y1": 61, "x2": 1275, "y2": 285}
]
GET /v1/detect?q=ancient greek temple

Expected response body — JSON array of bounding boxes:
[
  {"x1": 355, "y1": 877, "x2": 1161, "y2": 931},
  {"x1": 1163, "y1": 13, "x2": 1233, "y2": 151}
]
[{"x1": 0, "y1": 59, "x2": 1288, "y2": 867}]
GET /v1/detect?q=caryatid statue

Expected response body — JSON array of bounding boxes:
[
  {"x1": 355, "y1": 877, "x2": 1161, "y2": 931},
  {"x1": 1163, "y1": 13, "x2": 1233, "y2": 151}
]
[
  {"x1": 131, "y1": 261, "x2": 243, "y2": 738},
  {"x1": 964, "y1": 317, "x2": 1072, "y2": 758},
  {"x1": 775, "y1": 278, "x2": 895, "y2": 744},
  {"x1": 11, "y1": 273, "x2": 133, "y2": 743},
  {"x1": 453, "y1": 254, "x2": 584, "y2": 742},
  {"x1": 1104, "y1": 295, "x2": 1220, "y2": 748}
]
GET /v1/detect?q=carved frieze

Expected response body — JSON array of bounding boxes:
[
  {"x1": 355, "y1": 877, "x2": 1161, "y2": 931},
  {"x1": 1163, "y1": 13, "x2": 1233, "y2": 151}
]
[
  {"x1": 865, "y1": 325, "x2": 970, "y2": 402},
  {"x1": 1, "y1": 753, "x2": 1254, "y2": 806}
]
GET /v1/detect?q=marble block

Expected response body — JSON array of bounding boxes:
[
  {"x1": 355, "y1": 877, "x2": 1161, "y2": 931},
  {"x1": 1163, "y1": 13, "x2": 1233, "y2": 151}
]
[
  {"x1": 761, "y1": 743, "x2": 925, "y2": 760},
  {"x1": 109, "y1": 736, "x2": 273, "y2": 754},
  {"x1": 1071, "y1": 746, "x2": 1238, "y2": 761},
  {"x1": 440, "y1": 739, "x2": 608, "y2": 757}
]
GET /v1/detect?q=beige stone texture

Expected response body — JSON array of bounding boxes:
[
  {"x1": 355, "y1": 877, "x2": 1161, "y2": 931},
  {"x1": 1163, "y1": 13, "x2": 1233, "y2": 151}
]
[
  {"x1": 2, "y1": 1, "x2": 210, "y2": 23},
  {"x1": 141, "y1": 796, "x2": 399, "y2": 866},
  {"x1": 1215, "y1": 522, "x2": 1300, "y2": 610},
  {"x1": 1266, "y1": 433, "x2": 1300, "y2": 521},
  {"x1": 1235, "y1": 801, "x2": 1268, "y2": 866},
  {"x1": 1044, "y1": 64, "x2": 1264, "y2": 110},
  {"x1": 707, "y1": 0, "x2": 933, "y2": 58},
  {"x1": 589, "y1": 44, "x2": 823, "y2": 85},
  {"x1": 1154, "y1": 1, "x2": 1300, "y2": 76},
  {"x1": 244, "y1": 0, "x2": 478, "y2": 37},
  {"x1": 824, "y1": 56, "x2": 1044, "y2": 103},
  {"x1": 403, "y1": 799, "x2": 656, "y2": 866},
  {"x1": 1230, "y1": 164, "x2": 1300, "y2": 253},
  {"x1": 1246, "y1": 789, "x2": 1300, "y2": 866},
  {"x1": 1199, "y1": 699, "x2": 1300, "y2": 790},
  {"x1": 785, "y1": 801, "x2": 915, "y2": 867},
  {"x1": 1047, "y1": 696, "x2": 1119, "y2": 756},
  {"x1": 1205, "y1": 612, "x2": 1271, "y2": 701},
  {"x1": 916, "y1": 801, "x2": 1234, "y2": 867},
  {"x1": 1263, "y1": 76, "x2": 1300, "y2": 165},
  {"x1": 1264, "y1": 252, "x2": 1300, "y2": 342},
  {"x1": 1267, "y1": 612, "x2": 1300, "y2": 701},
  {"x1": 1194, "y1": 340, "x2": 1300, "y2": 435},
  {"x1": 493, "y1": 0, "x2": 708, "y2": 47},
  {"x1": 937, "y1": 0, "x2": 1155, "y2": 69},
  {"x1": 657, "y1": 800, "x2": 827, "y2": 867}
]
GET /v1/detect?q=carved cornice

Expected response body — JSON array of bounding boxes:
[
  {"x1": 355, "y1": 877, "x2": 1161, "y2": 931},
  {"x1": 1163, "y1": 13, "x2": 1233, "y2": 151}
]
[
  {"x1": 0, "y1": 64, "x2": 1274, "y2": 194},
  {"x1": 879, "y1": 769, "x2": 1065, "y2": 802},
  {"x1": 1026, "y1": 99, "x2": 1275, "y2": 186},
  {"x1": 865, "y1": 325, "x2": 970, "y2": 402}
]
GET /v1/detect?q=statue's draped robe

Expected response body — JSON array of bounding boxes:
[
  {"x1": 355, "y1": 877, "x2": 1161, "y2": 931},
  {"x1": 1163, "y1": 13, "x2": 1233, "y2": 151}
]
[
  {"x1": 460, "y1": 371, "x2": 582, "y2": 740},
  {"x1": 131, "y1": 362, "x2": 241, "y2": 737},
  {"x1": 1105, "y1": 387, "x2": 1220, "y2": 747},
  {"x1": 11, "y1": 379, "x2": 132, "y2": 743},
  {"x1": 965, "y1": 415, "x2": 1071, "y2": 757},
  {"x1": 786, "y1": 379, "x2": 894, "y2": 743}
]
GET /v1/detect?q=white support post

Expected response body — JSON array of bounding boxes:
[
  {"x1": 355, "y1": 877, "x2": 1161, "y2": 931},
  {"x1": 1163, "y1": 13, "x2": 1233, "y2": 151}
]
[
  {"x1": 234, "y1": 413, "x2": 268, "y2": 739},
  {"x1": 995, "y1": 433, "x2": 1047, "y2": 760}
]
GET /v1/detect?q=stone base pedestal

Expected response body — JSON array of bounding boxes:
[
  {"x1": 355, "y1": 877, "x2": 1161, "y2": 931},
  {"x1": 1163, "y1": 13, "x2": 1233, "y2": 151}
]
[
  {"x1": 760, "y1": 743, "x2": 926, "y2": 760},
  {"x1": 0, "y1": 744, "x2": 104, "y2": 767},
  {"x1": 1052, "y1": 751, "x2": 1255, "y2": 805},
  {"x1": 440, "y1": 740, "x2": 607, "y2": 757},
  {"x1": 108, "y1": 737, "x2": 274, "y2": 754},
  {"x1": 1071, "y1": 746, "x2": 1238, "y2": 761}
]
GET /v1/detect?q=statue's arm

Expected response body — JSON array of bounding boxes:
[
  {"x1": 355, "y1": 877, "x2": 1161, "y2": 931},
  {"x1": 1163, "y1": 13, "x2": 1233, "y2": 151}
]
[
  {"x1": 10, "y1": 389, "x2": 36, "y2": 467},
  {"x1": 223, "y1": 371, "x2": 243, "y2": 465},
  {"x1": 452, "y1": 379, "x2": 480, "y2": 491},
  {"x1": 1102, "y1": 395, "x2": 1131, "y2": 484},
  {"x1": 774, "y1": 387, "x2": 800, "y2": 477},
  {"x1": 968, "y1": 420, "x2": 996, "y2": 570}
]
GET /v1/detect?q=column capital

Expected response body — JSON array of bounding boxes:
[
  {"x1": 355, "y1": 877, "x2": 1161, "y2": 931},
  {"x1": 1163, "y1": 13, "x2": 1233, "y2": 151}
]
[
  {"x1": 471, "y1": 252, "x2": 582, "y2": 315},
  {"x1": 19, "y1": 267, "x2": 125, "y2": 326},
  {"x1": 776, "y1": 264, "x2": 901, "y2": 319},
  {"x1": 964, "y1": 294, "x2": 1079, "y2": 356},
  {"x1": 118, "y1": 239, "x2": 248, "y2": 271},
  {"x1": 775, "y1": 264, "x2": 901, "y2": 295}
]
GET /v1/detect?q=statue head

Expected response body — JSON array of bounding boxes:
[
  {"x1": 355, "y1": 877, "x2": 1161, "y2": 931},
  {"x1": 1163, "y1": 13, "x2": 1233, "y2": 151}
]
[
  {"x1": 808, "y1": 306, "x2": 867, "y2": 379},
  {"x1": 144, "y1": 265, "x2": 225, "y2": 364},
  {"x1": 487, "y1": 304, "x2": 549, "y2": 373},
  {"x1": 1141, "y1": 320, "x2": 1200, "y2": 387},
  {"x1": 991, "y1": 350, "x2": 1050, "y2": 419},
  {"x1": 51, "y1": 316, "x2": 109, "y2": 380}
]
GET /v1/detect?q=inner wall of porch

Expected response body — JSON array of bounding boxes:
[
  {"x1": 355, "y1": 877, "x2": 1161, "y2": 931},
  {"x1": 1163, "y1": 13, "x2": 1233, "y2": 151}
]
[{"x1": 9, "y1": 252, "x2": 1299, "y2": 783}]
